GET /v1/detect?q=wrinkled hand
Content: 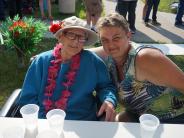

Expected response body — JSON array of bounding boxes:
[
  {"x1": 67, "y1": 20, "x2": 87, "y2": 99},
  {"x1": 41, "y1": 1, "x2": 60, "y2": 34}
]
[{"x1": 97, "y1": 101, "x2": 116, "y2": 121}]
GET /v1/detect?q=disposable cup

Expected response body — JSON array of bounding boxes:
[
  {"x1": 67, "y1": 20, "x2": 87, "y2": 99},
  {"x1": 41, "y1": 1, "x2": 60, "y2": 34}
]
[
  {"x1": 139, "y1": 114, "x2": 160, "y2": 138},
  {"x1": 3, "y1": 126, "x2": 25, "y2": 138},
  {"x1": 36, "y1": 129, "x2": 60, "y2": 138},
  {"x1": 0, "y1": 133, "x2": 3, "y2": 138},
  {"x1": 20, "y1": 104, "x2": 39, "y2": 138},
  {"x1": 46, "y1": 109, "x2": 66, "y2": 136}
]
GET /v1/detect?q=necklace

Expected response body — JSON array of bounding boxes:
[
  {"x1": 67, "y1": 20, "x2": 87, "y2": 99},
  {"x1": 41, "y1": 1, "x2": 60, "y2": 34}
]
[{"x1": 43, "y1": 43, "x2": 81, "y2": 113}]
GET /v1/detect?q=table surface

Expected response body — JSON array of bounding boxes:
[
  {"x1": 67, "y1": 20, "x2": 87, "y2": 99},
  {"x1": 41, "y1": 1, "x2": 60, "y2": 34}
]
[
  {"x1": 137, "y1": 43, "x2": 184, "y2": 55},
  {"x1": 0, "y1": 117, "x2": 184, "y2": 138}
]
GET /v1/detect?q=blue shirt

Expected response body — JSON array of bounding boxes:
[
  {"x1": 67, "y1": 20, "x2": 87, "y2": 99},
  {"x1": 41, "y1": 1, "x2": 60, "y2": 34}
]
[{"x1": 18, "y1": 49, "x2": 117, "y2": 120}]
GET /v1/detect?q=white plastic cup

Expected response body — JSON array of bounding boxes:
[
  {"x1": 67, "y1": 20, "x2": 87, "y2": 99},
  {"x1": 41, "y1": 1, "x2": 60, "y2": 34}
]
[
  {"x1": 20, "y1": 104, "x2": 39, "y2": 138},
  {"x1": 139, "y1": 114, "x2": 160, "y2": 138},
  {"x1": 0, "y1": 133, "x2": 3, "y2": 138},
  {"x1": 36, "y1": 129, "x2": 60, "y2": 138},
  {"x1": 3, "y1": 126, "x2": 25, "y2": 138},
  {"x1": 46, "y1": 109, "x2": 66, "y2": 136}
]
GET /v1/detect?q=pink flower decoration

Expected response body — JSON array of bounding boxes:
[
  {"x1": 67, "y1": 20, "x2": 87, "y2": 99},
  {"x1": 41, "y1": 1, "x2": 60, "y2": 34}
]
[
  {"x1": 62, "y1": 81, "x2": 72, "y2": 87},
  {"x1": 53, "y1": 43, "x2": 62, "y2": 57},
  {"x1": 43, "y1": 99, "x2": 53, "y2": 107},
  {"x1": 62, "y1": 90, "x2": 71, "y2": 98},
  {"x1": 43, "y1": 43, "x2": 81, "y2": 113},
  {"x1": 57, "y1": 98, "x2": 67, "y2": 105},
  {"x1": 45, "y1": 92, "x2": 52, "y2": 97},
  {"x1": 65, "y1": 71, "x2": 76, "y2": 81}
]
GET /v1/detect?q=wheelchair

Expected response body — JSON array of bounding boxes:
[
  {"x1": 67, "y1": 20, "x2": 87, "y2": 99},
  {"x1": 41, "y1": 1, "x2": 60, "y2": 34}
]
[{"x1": 0, "y1": 89, "x2": 22, "y2": 117}]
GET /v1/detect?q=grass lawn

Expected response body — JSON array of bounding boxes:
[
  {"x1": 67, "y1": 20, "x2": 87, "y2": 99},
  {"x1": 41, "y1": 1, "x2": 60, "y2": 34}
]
[
  {"x1": 158, "y1": 0, "x2": 179, "y2": 13},
  {"x1": 142, "y1": 0, "x2": 179, "y2": 13}
]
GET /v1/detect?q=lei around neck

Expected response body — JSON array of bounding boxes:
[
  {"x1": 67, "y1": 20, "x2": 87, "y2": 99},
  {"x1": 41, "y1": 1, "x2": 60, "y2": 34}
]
[{"x1": 43, "y1": 43, "x2": 81, "y2": 113}]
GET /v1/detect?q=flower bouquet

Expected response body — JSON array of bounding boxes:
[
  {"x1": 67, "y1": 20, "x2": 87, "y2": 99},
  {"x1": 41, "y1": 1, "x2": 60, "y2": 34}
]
[{"x1": 0, "y1": 15, "x2": 47, "y2": 67}]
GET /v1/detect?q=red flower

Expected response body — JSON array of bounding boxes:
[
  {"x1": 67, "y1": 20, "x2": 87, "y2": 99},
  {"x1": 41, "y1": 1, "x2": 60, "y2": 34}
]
[
  {"x1": 45, "y1": 83, "x2": 56, "y2": 92},
  {"x1": 47, "y1": 79, "x2": 56, "y2": 86},
  {"x1": 65, "y1": 71, "x2": 76, "y2": 81},
  {"x1": 55, "y1": 102, "x2": 66, "y2": 110},
  {"x1": 14, "y1": 31, "x2": 20, "y2": 38},
  {"x1": 71, "y1": 61, "x2": 80, "y2": 70},
  {"x1": 71, "y1": 54, "x2": 80, "y2": 70},
  {"x1": 29, "y1": 27, "x2": 35, "y2": 33},
  {"x1": 43, "y1": 99, "x2": 53, "y2": 107},
  {"x1": 45, "y1": 92, "x2": 52, "y2": 97},
  {"x1": 18, "y1": 20, "x2": 27, "y2": 28},
  {"x1": 62, "y1": 90, "x2": 71, "y2": 98},
  {"x1": 56, "y1": 98, "x2": 67, "y2": 105},
  {"x1": 55, "y1": 98, "x2": 68, "y2": 109},
  {"x1": 13, "y1": 20, "x2": 27, "y2": 28},
  {"x1": 49, "y1": 21, "x2": 64, "y2": 34},
  {"x1": 48, "y1": 66, "x2": 58, "y2": 78},
  {"x1": 9, "y1": 20, "x2": 28, "y2": 31},
  {"x1": 62, "y1": 81, "x2": 73, "y2": 87}
]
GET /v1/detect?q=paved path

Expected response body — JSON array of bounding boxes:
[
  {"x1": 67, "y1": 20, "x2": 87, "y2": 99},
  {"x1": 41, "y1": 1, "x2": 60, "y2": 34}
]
[{"x1": 104, "y1": 0, "x2": 184, "y2": 43}]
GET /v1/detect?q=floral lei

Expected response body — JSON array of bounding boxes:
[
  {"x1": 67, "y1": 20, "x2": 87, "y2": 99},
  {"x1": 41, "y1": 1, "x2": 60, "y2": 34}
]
[{"x1": 43, "y1": 43, "x2": 81, "y2": 113}]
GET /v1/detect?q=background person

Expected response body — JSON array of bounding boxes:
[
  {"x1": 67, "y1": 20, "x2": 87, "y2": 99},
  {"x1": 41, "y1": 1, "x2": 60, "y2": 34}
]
[
  {"x1": 17, "y1": 16, "x2": 117, "y2": 121},
  {"x1": 115, "y1": 0, "x2": 138, "y2": 34},
  {"x1": 39, "y1": 0, "x2": 53, "y2": 20},
  {"x1": 83, "y1": 0, "x2": 102, "y2": 32},
  {"x1": 92, "y1": 13, "x2": 184, "y2": 123},
  {"x1": 142, "y1": 0, "x2": 148, "y2": 20},
  {"x1": 175, "y1": 0, "x2": 184, "y2": 26},
  {"x1": 144, "y1": 0, "x2": 161, "y2": 26}
]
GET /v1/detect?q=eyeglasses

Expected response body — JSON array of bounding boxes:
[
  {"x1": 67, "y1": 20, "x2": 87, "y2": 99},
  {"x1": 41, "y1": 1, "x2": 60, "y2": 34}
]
[{"x1": 63, "y1": 31, "x2": 87, "y2": 43}]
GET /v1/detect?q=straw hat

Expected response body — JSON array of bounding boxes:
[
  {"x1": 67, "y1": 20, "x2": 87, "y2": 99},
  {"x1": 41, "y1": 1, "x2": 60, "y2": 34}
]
[{"x1": 51, "y1": 16, "x2": 98, "y2": 46}]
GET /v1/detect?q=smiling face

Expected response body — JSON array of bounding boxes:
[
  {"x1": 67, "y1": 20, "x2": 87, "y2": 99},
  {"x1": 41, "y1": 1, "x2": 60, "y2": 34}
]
[
  {"x1": 99, "y1": 26, "x2": 131, "y2": 60},
  {"x1": 58, "y1": 28, "x2": 87, "y2": 59}
]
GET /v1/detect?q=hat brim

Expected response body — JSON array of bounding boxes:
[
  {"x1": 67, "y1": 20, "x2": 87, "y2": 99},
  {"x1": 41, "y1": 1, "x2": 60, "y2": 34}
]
[{"x1": 54, "y1": 26, "x2": 98, "y2": 46}]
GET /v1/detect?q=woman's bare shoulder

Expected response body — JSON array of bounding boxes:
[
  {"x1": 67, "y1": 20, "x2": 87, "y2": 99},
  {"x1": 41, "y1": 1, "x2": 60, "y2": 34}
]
[
  {"x1": 88, "y1": 46, "x2": 108, "y2": 59},
  {"x1": 136, "y1": 47, "x2": 164, "y2": 64}
]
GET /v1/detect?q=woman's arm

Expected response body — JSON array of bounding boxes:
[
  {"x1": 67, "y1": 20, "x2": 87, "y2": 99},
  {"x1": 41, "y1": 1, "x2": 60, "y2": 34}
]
[
  {"x1": 88, "y1": 46, "x2": 108, "y2": 60},
  {"x1": 136, "y1": 48, "x2": 184, "y2": 92},
  {"x1": 92, "y1": 52, "x2": 117, "y2": 121}
]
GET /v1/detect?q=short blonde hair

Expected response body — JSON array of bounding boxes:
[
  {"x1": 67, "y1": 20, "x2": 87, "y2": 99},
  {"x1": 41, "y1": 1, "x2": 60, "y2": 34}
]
[{"x1": 96, "y1": 13, "x2": 129, "y2": 33}]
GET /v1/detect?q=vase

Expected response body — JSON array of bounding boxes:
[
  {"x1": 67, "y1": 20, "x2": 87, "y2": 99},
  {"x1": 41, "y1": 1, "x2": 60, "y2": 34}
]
[{"x1": 15, "y1": 46, "x2": 25, "y2": 68}]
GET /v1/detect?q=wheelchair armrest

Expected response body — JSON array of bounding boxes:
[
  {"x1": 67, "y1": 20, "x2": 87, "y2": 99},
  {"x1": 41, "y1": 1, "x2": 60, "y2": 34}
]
[{"x1": 0, "y1": 89, "x2": 21, "y2": 117}]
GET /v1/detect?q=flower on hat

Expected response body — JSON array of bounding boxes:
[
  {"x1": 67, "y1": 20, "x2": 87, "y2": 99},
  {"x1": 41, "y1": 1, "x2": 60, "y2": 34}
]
[{"x1": 49, "y1": 21, "x2": 64, "y2": 34}]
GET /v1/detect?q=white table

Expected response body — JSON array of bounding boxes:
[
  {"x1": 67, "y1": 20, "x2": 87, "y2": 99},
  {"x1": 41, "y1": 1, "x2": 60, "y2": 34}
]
[
  {"x1": 137, "y1": 43, "x2": 184, "y2": 55},
  {"x1": 0, "y1": 117, "x2": 184, "y2": 138}
]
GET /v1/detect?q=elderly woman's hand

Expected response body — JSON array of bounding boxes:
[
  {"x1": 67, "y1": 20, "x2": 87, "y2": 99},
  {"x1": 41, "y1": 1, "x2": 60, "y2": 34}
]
[{"x1": 97, "y1": 101, "x2": 116, "y2": 121}]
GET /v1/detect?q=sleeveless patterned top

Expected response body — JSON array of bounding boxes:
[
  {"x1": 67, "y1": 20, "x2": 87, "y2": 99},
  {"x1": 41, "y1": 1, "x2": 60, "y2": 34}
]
[{"x1": 105, "y1": 44, "x2": 184, "y2": 122}]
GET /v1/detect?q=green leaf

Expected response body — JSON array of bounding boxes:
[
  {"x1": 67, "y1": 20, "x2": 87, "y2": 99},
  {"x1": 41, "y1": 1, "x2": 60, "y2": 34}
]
[{"x1": 0, "y1": 16, "x2": 47, "y2": 55}]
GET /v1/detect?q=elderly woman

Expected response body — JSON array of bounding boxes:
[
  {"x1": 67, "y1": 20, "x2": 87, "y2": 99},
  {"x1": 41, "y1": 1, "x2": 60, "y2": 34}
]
[
  {"x1": 92, "y1": 13, "x2": 184, "y2": 123},
  {"x1": 17, "y1": 16, "x2": 117, "y2": 121}
]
